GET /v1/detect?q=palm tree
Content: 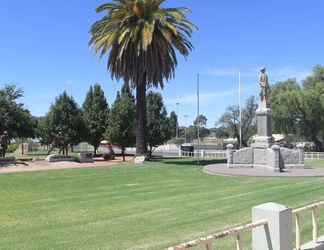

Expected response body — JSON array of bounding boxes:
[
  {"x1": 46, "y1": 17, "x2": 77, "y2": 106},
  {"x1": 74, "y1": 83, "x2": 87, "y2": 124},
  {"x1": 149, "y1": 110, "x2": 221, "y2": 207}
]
[{"x1": 89, "y1": 0, "x2": 197, "y2": 156}]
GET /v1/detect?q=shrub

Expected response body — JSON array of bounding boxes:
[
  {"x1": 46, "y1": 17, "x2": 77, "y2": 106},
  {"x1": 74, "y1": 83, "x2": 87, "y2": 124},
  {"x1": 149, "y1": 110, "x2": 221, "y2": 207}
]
[{"x1": 7, "y1": 143, "x2": 19, "y2": 153}]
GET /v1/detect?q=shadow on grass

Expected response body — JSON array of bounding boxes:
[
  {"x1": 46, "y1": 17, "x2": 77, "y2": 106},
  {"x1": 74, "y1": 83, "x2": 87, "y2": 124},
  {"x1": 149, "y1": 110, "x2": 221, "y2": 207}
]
[{"x1": 152, "y1": 157, "x2": 227, "y2": 166}]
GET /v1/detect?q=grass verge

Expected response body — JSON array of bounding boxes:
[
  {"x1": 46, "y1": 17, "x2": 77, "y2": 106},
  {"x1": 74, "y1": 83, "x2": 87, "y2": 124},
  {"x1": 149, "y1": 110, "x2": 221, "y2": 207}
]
[{"x1": 0, "y1": 158, "x2": 323, "y2": 249}]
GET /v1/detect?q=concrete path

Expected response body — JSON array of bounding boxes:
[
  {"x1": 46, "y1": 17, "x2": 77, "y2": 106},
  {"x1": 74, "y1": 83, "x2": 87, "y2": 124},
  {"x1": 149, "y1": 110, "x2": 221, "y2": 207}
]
[
  {"x1": 204, "y1": 164, "x2": 324, "y2": 177},
  {"x1": 0, "y1": 156, "x2": 134, "y2": 174}
]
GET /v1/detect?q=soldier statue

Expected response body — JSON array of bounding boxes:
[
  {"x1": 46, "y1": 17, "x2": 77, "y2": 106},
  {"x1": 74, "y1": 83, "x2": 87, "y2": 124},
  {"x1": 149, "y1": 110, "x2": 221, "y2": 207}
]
[
  {"x1": 47, "y1": 132, "x2": 69, "y2": 155},
  {"x1": 259, "y1": 67, "x2": 269, "y2": 102},
  {"x1": 0, "y1": 131, "x2": 11, "y2": 157}
]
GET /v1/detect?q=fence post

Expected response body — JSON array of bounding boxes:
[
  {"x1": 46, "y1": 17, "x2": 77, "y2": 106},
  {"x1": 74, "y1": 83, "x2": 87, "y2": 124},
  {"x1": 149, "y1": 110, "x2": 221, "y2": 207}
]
[
  {"x1": 226, "y1": 144, "x2": 234, "y2": 164},
  {"x1": 297, "y1": 144, "x2": 305, "y2": 164},
  {"x1": 252, "y1": 202, "x2": 292, "y2": 250}
]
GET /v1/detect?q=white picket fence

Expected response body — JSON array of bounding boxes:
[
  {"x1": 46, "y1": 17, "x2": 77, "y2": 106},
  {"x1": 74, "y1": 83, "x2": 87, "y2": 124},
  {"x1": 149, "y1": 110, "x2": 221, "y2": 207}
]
[{"x1": 180, "y1": 150, "x2": 324, "y2": 159}]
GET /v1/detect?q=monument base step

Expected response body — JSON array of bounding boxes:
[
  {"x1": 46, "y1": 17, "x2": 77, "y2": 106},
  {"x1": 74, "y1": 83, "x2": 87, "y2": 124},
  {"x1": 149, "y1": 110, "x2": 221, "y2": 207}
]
[
  {"x1": 296, "y1": 234, "x2": 324, "y2": 250},
  {"x1": 46, "y1": 155, "x2": 76, "y2": 163}
]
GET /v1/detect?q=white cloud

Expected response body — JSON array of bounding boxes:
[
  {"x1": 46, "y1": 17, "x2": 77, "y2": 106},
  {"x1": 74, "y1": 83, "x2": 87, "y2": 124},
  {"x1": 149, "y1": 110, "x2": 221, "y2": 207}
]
[
  {"x1": 165, "y1": 88, "x2": 239, "y2": 105},
  {"x1": 203, "y1": 66, "x2": 312, "y2": 82},
  {"x1": 267, "y1": 67, "x2": 311, "y2": 82}
]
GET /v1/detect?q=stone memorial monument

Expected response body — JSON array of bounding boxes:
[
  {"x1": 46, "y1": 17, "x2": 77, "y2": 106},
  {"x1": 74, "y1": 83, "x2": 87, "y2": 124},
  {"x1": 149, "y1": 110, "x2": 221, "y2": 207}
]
[{"x1": 227, "y1": 67, "x2": 305, "y2": 172}]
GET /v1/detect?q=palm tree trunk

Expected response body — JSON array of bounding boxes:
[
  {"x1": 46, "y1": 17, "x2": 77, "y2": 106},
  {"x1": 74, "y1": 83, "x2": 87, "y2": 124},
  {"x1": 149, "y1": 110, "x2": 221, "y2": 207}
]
[{"x1": 136, "y1": 84, "x2": 147, "y2": 156}]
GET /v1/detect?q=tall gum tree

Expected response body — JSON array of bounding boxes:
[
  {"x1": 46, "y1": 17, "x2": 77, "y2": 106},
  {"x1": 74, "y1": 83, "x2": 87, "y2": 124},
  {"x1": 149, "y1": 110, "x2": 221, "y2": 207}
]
[
  {"x1": 89, "y1": 0, "x2": 198, "y2": 156},
  {"x1": 270, "y1": 64, "x2": 324, "y2": 151},
  {"x1": 216, "y1": 96, "x2": 258, "y2": 147}
]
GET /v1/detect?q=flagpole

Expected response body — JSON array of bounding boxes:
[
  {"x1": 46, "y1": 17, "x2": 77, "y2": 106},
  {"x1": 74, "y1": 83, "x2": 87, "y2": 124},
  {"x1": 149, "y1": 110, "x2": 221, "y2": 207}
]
[
  {"x1": 197, "y1": 73, "x2": 200, "y2": 164},
  {"x1": 239, "y1": 70, "x2": 242, "y2": 149}
]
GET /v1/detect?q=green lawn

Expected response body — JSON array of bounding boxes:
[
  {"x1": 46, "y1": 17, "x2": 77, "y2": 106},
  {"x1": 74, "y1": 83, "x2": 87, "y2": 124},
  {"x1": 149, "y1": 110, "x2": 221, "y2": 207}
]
[
  {"x1": 305, "y1": 158, "x2": 324, "y2": 168},
  {"x1": 0, "y1": 158, "x2": 324, "y2": 250}
]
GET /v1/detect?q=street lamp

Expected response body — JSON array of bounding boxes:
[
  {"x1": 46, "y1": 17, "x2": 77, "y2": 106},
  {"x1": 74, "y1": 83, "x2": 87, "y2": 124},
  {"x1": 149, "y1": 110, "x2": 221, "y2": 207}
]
[
  {"x1": 184, "y1": 115, "x2": 188, "y2": 142},
  {"x1": 176, "y1": 102, "x2": 179, "y2": 138}
]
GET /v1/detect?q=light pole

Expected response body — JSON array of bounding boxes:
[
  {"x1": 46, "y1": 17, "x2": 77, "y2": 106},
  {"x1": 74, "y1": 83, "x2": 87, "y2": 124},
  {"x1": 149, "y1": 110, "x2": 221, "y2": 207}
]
[
  {"x1": 176, "y1": 102, "x2": 179, "y2": 138},
  {"x1": 184, "y1": 115, "x2": 188, "y2": 142}
]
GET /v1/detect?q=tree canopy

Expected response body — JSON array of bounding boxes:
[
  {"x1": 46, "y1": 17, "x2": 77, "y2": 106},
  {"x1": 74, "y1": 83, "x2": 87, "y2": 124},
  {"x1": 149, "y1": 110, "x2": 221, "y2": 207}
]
[
  {"x1": 269, "y1": 64, "x2": 324, "y2": 151},
  {"x1": 216, "y1": 96, "x2": 258, "y2": 147},
  {"x1": 82, "y1": 83, "x2": 109, "y2": 154},
  {"x1": 146, "y1": 91, "x2": 172, "y2": 159},
  {"x1": 0, "y1": 84, "x2": 37, "y2": 139},
  {"x1": 89, "y1": 0, "x2": 198, "y2": 157},
  {"x1": 106, "y1": 84, "x2": 136, "y2": 161},
  {"x1": 40, "y1": 91, "x2": 86, "y2": 154}
]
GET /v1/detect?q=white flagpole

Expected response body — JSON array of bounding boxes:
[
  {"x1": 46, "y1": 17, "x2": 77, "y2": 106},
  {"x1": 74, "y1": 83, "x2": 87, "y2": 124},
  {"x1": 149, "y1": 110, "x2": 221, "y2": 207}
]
[
  {"x1": 197, "y1": 73, "x2": 200, "y2": 164},
  {"x1": 239, "y1": 70, "x2": 242, "y2": 149}
]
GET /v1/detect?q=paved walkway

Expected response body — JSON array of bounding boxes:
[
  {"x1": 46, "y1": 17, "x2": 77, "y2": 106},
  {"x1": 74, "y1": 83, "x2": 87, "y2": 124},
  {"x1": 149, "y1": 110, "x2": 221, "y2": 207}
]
[
  {"x1": 204, "y1": 164, "x2": 324, "y2": 177},
  {"x1": 0, "y1": 156, "x2": 133, "y2": 174},
  {"x1": 3, "y1": 157, "x2": 324, "y2": 177}
]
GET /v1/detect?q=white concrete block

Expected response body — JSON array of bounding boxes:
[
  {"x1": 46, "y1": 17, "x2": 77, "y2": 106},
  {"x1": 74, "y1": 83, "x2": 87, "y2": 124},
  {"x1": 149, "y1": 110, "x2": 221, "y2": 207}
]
[
  {"x1": 134, "y1": 156, "x2": 145, "y2": 164},
  {"x1": 46, "y1": 155, "x2": 76, "y2": 162},
  {"x1": 252, "y1": 202, "x2": 292, "y2": 250},
  {"x1": 78, "y1": 152, "x2": 94, "y2": 163}
]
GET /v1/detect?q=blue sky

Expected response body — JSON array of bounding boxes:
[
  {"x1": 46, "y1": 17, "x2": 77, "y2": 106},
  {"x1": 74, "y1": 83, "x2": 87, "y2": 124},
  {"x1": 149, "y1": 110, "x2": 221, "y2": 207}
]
[{"x1": 1, "y1": 0, "x2": 323, "y2": 128}]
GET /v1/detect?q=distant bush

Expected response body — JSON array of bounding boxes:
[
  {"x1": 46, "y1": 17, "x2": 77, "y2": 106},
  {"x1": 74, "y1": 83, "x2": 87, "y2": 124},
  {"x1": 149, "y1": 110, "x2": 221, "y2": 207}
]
[{"x1": 7, "y1": 143, "x2": 19, "y2": 153}]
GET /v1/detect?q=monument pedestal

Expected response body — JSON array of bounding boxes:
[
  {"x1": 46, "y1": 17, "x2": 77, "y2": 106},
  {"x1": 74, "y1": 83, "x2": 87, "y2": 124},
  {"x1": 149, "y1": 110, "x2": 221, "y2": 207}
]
[
  {"x1": 46, "y1": 154, "x2": 76, "y2": 163},
  {"x1": 227, "y1": 99, "x2": 305, "y2": 172},
  {"x1": 78, "y1": 153, "x2": 94, "y2": 163}
]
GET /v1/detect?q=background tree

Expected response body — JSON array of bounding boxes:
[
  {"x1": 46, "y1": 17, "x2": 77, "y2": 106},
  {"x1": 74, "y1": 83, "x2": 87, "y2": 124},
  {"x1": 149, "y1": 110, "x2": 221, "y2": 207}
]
[
  {"x1": 193, "y1": 114, "x2": 208, "y2": 127},
  {"x1": 169, "y1": 111, "x2": 177, "y2": 138},
  {"x1": 89, "y1": 0, "x2": 197, "y2": 157},
  {"x1": 41, "y1": 91, "x2": 86, "y2": 154},
  {"x1": 0, "y1": 83, "x2": 23, "y2": 134},
  {"x1": 0, "y1": 84, "x2": 38, "y2": 142},
  {"x1": 185, "y1": 125, "x2": 196, "y2": 142},
  {"x1": 82, "y1": 83, "x2": 109, "y2": 154},
  {"x1": 192, "y1": 114, "x2": 210, "y2": 141},
  {"x1": 146, "y1": 91, "x2": 172, "y2": 159},
  {"x1": 12, "y1": 108, "x2": 38, "y2": 154},
  {"x1": 106, "y1": 84, "x2": 136, "y2": 161},
  {"x1": 216, "y1": 95, "x2": 258, "y2": 147},
  {"x1": 39, "y1": 113, "x2": 55, "y2": 148},
  {"x1": 270, "y1": 64, "x2": 324, "y2": 151},
  {"x1": 214, "y1": 126, "x2": 230, "y2": 139},
  {"x1": 184, "y1": 124, "x2": 210, "y2": 143}
]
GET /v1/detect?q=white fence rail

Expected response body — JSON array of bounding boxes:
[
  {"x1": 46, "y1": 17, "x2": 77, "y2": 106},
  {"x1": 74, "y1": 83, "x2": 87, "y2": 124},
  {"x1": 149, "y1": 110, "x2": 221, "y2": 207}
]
[
  {"x1": 166, "y1": 220, "x2": 268, "y2": 250},
  {"x1": 292, "y1": 200, "x2": 324, "y2": 250},
  {"x1": 304, "y1": 152, "x2": 324, "y2": 159},
  {"x1": 180, "y1": 150, "x2": 227, "y2": 158},
  {"x1": 180, "y1": 150, "x2": 324, "y2": 159},
  {"x1": 166, "y1": 201, "x2": 324, "y2": 250}
]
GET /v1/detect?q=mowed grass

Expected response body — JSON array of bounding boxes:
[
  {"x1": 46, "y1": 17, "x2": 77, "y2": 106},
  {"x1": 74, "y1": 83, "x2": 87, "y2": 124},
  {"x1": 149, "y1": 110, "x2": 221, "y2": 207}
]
[{"x1": 0, "y1": 158, "x2": 324, "y2": 250}]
